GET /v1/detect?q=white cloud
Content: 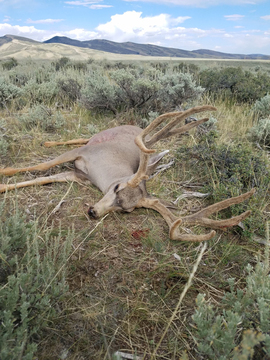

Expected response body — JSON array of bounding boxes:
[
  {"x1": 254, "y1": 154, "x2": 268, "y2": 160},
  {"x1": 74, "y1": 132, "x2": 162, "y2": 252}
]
[
  {"x1": 65, "y1": 0, "x2": 112, "y2": 8},
  {"x1": 224, "y1": 14, "x2": 245, "y2": 21},
  {"x1": 89, "y1": 4, "x2": 112, "y2": 8},
  {"x1": 123, "y1": 0, "x2": 265, "y2": 6},
  {"x1": 26, "y1": 19, "x2": 64, "y2": 24},
  {"x1": 96, "y1": 11, "x2": 191, "y2": 41},
  {"x1": 3, "y1": 16, "x2": 11, "y2": 22},
  {"x1": 223, "y1": 30, "x2": 270, "y2": 53},
  {"x1": 261, "y1": 15, "x2": 270, "y2": 20},
  {"x1": 0, "y1": 22, "x2": 99, "y2": 42},
  {"x1": 94, "y1": 11, "x2": 228, "y2": 51},
  {"x1": 0, "y1": 23, "x2": 45, "y2": 36},
  {"x1": 65, "y1": 28, "x2": 98, "y2": 39}
]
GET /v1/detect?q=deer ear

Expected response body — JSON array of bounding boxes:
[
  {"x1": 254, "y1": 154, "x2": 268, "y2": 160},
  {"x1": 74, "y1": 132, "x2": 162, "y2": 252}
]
[{"x1": 146, "y1": 150, "x2": 169, "y2": 177}]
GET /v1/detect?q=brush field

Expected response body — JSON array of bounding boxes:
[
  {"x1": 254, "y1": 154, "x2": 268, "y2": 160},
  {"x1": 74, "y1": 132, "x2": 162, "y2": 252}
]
[{"x1": 0, "y1": 57, "x2": 270, "y2": 360}]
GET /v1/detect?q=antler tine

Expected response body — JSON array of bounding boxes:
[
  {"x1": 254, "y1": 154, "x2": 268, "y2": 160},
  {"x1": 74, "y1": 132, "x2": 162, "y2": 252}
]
[
  {"x1": 127, "y1": 151, "x2": 150, "y2": 187},
  {"x1": 128, "y1": 105, "x2": 217, "y2": 188},
  {"x1": 187, "y1": 189, "x2": 256, "y2": 220},
  {"x1": 134, "y1": 111, "x2": 184, "y2": 154},
  {"x1": 146, "y1": 105, "x2": 217, "y2": 148},
  {"x1": 137, "y1": 197, "x2": 217, "y2": 242},
  {"x1": 137, "y1": 189, "x2": 255, "y2": 242},
  {"x1": 128, "y1": 112, "x2": 184, "y2": 187},
  {"x1": 181, "y1": 189, "x2": 256, "y2": 230}
]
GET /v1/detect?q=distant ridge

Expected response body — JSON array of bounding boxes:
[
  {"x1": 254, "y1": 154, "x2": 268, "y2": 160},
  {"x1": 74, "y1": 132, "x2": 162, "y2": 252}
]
[
  {"x1": 44, "y1": 35, "x2": 270, "y2": 60},
  {"x1": 0, "y1": 34, "x2": 270, "y2": 60},
  {"x1": 0, "y1": 34, "x2": 39, "y2": 46}
]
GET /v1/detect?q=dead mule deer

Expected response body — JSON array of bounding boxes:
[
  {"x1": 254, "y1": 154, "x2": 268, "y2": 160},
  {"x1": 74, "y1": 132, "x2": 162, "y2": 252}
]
[{"x1": 0, "y1": 105, "x2": 255, "y2": 242}]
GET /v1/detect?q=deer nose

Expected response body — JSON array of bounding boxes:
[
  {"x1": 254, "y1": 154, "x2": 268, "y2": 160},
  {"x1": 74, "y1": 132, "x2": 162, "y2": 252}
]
[{"x1": 88, "y1": 207, "x2": 97, "y2": 219}]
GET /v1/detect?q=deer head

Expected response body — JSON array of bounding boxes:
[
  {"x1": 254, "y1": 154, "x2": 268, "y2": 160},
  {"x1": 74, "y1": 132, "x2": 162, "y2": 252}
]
[{"x1": 87, "y1": 149, "x2": 169, "y2": 217}]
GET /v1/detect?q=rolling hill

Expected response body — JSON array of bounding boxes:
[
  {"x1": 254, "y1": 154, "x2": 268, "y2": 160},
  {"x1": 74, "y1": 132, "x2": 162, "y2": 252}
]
[
  {"x1": 0, "y1": 34, "x2": 270, "y2": 60},
  {"x1": 44, "y1": 36, "x2": 270, "y2": 60}
]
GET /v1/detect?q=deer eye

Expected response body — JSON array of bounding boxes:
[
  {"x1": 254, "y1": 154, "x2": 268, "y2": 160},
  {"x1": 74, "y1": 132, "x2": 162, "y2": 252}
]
[{"x1": 113, "y1": 184, "x2": 120, "y2": 193}]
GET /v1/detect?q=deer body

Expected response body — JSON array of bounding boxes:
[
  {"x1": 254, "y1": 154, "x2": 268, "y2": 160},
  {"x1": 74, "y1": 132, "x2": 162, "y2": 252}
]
[
  {"x1": 0, "y1": 106, "x2": 256, "y2": 242},
  {"x1": 74, "y1": 125, "x2": 142, "y2": 193}
]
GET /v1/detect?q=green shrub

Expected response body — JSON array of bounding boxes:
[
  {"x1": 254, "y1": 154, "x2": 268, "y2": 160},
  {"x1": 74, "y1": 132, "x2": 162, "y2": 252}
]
[
  {"x1": 140, "y1": 111, "x2": 160, "y2": 128},
  {"x1": 150, "y1": 61, "x2": 169, "y2": 74},
  {"x1": 176, "y1": 137, "x2": 269, "y2": 237},
  {"x1": 0, "y1": 78, "x2": 22, "y2": 107},
  {"x1": 192, "y1": 293, "x2": 242, "y2": 358},
  {"x1": 8, "y1": 71, "x2": 30, "y2": 87},
  {"x1": 0, "y1": 119, "x2": 8, "y2": 157},
  {"x1": 81, "y1": 67, "x2": 203, "y2": 115},
  {"x1": 157, "y1": 72, "x2": 204, "y2": 111},
  {"x1": 252, "y1": 93, "x2": 270, "y2": 119},
  {"x1": 248, "y1": 118, "x2": 270, "y2": 147},
  {"x1": 57, "y1": 78, "x2": 82, "y2": 105},
  {"x1": 110, "y1": 68, "x2": 160, "y2": 113},
  {"x1": 192, "y1": 229, "x2": 270, "y2": 359},
  {"x1": 53, "y1": 56, "x2": 70, "y2": 71},
  {"x1": 54, "y1": 59, "x2": 87, "y2": 72},
  {"x1": 19, "y1": 105, "x2": 65, "y2": 131},
  {"x1": 80, "y1": 69, "x2": 120, "y2": 114},
  {"x1": 199, "y1": 67, "x2": 270, "y2": 104},
  {"x1": 86, "y1": 123, "x2": 99, "y2": 135},
  {"x1": 0, "y1": 136, "x2": 8, "y2": 157},
  {"x1": 2, "y1": 57, "x2": 18, "y2": 71},
  {"x1": 69, "y1": 61, "x2": 88, "y2": 72},
  {"x1": 0, "y1": 202, "x2": 73, "y2": 359},
  {"x1": 172, "y1": 61, "x2": 200, "y2": 76},
  {"x1": 23, "y1": 78, "x2": 58, "y2": 105}
]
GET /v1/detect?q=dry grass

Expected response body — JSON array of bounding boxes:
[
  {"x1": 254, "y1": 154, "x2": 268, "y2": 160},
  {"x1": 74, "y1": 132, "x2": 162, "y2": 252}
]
[
  {"x1": 214, "y1": 101, "x2": 254, "y2": 142},
  {"x1": 0, "y1": 101, "x2": 267, "y2": 359}
]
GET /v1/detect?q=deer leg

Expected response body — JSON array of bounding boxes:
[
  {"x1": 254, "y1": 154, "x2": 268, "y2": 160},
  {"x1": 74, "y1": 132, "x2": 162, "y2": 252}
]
[
  {"x1": 0, "y1": 147, "x2": 84, "y2": 176},
  {"x1": 138, "y1": 188, "x2": 255, "y2": 242},
  {"x1": 0, "y1": 171, "x2": 83, "y2": 193},
  {"x1": 44, "y1": 138, "x2": 90, "y2": 147}
]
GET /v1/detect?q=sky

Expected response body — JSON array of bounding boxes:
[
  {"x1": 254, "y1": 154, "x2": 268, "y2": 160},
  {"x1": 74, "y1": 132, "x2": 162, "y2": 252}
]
[{"x1": 0, "y1": 0, "x2": 270, "y2": 55}]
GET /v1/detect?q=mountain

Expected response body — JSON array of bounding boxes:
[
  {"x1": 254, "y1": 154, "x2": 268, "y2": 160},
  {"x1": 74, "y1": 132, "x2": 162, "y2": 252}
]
[
  {"x1": 0, "y1": 34, "x2": 134, "y2": 61},
  {"x1": 44, "y1": 36, "x2": 270, "y2": 60},
  {"x1": 0, "y1": 34, "x2": 39, "y2": 46},
  {"x1": 1, "y1": 34, "x2": 270, "y2": 60}
]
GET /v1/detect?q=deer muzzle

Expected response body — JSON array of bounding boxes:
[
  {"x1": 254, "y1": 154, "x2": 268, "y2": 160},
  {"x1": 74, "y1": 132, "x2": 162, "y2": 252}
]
[
  {"x1": 87, "y1": 190, "x2": 120, "y2": 219},
  {"x1": 88, "y1": 206, "x2": 98, "y2": 219}
]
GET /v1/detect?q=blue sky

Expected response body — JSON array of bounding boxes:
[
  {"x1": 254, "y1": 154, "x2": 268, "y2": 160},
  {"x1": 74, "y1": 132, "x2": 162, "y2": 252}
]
[{"x1": 0, "y1": 0, "x2": 270, "y2": 54}]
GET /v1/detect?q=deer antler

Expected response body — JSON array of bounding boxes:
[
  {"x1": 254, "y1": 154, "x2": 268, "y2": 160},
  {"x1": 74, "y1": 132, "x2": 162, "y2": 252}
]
[
  {"x1": 138, "y1": 189, "x2": 255, "y2": 242},
  {"x1": 128, "y1": 105, "x2": 217, "y2": 188},
  {"x1": 129, "y1": 105, "x2": 255, "y2": 241}
]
